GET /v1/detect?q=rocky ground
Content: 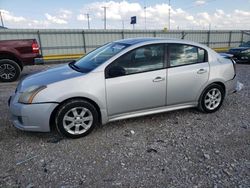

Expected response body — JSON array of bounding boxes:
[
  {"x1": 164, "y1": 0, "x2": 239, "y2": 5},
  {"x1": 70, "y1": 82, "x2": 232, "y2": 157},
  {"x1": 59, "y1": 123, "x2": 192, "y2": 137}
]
[{"x1": 0, "y1": 64, "x2": 249, "y2": 187}]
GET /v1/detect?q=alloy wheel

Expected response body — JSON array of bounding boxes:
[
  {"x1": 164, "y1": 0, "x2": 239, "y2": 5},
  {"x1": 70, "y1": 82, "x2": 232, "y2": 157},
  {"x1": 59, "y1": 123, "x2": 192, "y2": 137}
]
[
  {"x1": 0, "y1": 64, "x2": 16, "y2": 80},
  {"x1": 63, "y1": 107, "x2": 93, "y2": 135},
  {"x1": 204, "y1": 88, "x2": 222, "y2": 110}
]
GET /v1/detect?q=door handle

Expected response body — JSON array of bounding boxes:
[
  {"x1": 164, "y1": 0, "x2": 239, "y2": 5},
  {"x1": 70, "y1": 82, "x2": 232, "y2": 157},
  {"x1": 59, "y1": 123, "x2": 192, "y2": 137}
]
[
  {"x1": 197, "y1": 69, "x2": 207, "y2": 74},
  {"x1": 153, "y1": 77, "x2": 165, "y2": 82}
]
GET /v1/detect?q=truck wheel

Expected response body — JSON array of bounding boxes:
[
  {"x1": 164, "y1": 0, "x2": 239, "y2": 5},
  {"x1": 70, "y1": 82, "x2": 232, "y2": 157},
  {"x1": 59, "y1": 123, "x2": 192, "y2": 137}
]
[{"x1": 0, "y1": 59, "x2": 21, "y2": 82}]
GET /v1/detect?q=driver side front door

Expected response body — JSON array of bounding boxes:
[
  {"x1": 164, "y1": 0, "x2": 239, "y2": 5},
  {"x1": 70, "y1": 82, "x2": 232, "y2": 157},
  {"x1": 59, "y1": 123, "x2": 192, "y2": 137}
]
[{"x1": 105, "y1": 44, "x2": 167, "y2": 116}]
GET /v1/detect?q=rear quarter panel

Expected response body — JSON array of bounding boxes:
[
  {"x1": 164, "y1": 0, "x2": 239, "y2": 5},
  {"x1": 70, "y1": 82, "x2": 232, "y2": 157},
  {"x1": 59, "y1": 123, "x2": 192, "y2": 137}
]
[
  {"x1": 195, "y1": 49, "x2": 235, "y2": 100},
  {"x1": 0, "y1": 39, "x2": 40, "y2": 65}
]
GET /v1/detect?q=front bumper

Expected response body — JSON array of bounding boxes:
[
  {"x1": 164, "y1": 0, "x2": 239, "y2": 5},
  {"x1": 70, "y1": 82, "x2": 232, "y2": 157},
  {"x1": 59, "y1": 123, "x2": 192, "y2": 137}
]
[
  {"x1": 8, "y1": 93, "x2": 58, "y2": 132},
  {"x1": 232, "y1": 55, "x2": 250, "y2": 63}
]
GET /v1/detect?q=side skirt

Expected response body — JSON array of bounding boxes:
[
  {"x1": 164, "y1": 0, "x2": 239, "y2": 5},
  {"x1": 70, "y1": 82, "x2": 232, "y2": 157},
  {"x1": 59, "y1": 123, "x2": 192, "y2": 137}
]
[{"x1": 108, "y1": 102, "x2": 198, "y2": 123}]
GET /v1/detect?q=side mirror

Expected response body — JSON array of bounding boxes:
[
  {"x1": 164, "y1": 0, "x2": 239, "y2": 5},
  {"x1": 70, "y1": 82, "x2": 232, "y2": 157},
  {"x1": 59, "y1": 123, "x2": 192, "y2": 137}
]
[{"x1": 108, "y1": 66, "x2": 126, "y2": 78}]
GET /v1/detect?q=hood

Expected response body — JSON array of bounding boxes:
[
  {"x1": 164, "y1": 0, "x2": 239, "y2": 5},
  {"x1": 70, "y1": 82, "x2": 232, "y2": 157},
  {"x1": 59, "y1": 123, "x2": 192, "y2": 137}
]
[
  {"x1": 17, "y1": 64, "x2": 84, "y2": 92},
  {"x1": 229, "y1": 47, "x2": 250, "y2": 52}
]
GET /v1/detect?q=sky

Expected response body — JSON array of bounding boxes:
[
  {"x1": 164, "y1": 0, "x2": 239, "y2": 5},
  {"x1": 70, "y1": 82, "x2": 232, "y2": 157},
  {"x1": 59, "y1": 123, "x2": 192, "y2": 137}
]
[{"x1": 0, "y1": 0, "x2": 250, "y2": 30}]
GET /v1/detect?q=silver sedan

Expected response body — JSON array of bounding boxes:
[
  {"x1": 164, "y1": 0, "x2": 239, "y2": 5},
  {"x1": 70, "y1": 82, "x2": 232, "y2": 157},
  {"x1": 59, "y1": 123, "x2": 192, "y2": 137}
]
[{"x1": 9, "y1": 38, "x2": 242, "y2": 138}]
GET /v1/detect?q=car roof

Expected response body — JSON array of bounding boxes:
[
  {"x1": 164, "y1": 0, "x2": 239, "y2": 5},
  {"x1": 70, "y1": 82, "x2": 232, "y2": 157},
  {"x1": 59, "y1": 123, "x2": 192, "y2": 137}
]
[
  {"x1": 115, "y1": 37, "x2": 206, "y2": 47},
  {"x1": 115, "y1": 38, "x2": 164, "y2": 45},
  {"x1": 115, "y1": 37, "x2": 182, "y2": 45},
  {"x1": 114, "y1": 37, "x2": 212, "y2": 52}
]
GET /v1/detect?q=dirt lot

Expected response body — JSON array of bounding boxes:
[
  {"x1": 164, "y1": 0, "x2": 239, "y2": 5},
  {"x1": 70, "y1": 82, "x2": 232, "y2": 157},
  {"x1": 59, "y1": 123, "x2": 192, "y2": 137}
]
[{"x1": 0, "y1": 64, "x2": 249, "y2": 187}]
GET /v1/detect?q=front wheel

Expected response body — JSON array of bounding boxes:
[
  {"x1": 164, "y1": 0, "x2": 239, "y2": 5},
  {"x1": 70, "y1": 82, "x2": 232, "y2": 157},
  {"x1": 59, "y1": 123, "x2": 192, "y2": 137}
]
[
  {"x1": 198, "y1": 84, "x2": 225, "y2": 113},
  {"x1": 55, "y1": 99, "x2": 99, "y2": 138}
]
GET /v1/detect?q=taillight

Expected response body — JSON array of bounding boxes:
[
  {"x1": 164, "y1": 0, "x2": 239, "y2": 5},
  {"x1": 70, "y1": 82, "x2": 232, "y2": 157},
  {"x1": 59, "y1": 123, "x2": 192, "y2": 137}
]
[
  {"x1": 231, "y1": 59, "x2": 236, "y2": 74},
  {"x1": 32, "y1": 41, "x2": 39, "y2": 53}
]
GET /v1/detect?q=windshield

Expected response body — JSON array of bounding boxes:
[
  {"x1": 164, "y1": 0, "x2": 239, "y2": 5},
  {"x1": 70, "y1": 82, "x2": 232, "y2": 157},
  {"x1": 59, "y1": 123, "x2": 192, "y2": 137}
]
[{"x1": 71, "y1": 42, "x2": 130, "y2": 73}]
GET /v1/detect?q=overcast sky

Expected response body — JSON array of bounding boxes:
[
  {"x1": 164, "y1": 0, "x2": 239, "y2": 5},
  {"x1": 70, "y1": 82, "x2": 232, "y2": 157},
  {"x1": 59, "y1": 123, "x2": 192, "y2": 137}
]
[{"x1": 1, "y1": 0, "x2": 250, "y2": 30}]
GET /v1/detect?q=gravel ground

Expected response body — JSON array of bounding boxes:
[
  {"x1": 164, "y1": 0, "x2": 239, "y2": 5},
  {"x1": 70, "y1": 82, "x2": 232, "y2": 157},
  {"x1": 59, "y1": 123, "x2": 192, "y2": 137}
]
[{"x1": 0, "y1": 64, "x2": 249, "y2": 188}]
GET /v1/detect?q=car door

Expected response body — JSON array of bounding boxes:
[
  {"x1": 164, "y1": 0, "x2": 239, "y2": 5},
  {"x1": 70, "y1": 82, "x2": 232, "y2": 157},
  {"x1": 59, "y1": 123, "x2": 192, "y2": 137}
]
[
  {"x1": 167, "y1": 43, "x2": 209, "y2": 105},
  {"x1": 105, "y1": 44, "x2": 167, "y2": 116}
]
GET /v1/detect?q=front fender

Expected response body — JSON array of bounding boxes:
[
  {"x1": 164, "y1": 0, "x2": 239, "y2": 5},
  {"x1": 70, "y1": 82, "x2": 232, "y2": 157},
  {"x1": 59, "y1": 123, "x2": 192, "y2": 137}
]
[{"x1": 32, "y1": 71, "x2": 107, "y2": 111}]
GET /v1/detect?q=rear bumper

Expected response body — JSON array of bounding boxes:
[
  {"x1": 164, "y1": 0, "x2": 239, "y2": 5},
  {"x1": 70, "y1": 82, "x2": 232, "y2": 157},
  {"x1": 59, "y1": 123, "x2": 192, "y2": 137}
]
[
  {"x1": 34, "y1": 57, "x2": 44, "y2": 64},
  {"x1": 22, "y1": 54, "x2": 43, "y2": 65},
  {"x1": 225, "y1": 76, "x2": 243, "y2": 95},
  {"x1": 9, "y1": 93, "x2": 58, "y2": 132},
  {"x1": 234, "y1": 81, "x2": 244, "y2": 93}
]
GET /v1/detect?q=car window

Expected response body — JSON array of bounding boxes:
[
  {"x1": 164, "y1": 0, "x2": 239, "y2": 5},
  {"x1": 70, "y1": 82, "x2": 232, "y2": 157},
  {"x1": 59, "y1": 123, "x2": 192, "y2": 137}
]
[
  {"x1": 106, "y1": 44, "x2": 165, "y2": 78},
  {"x1": 198, "y1": 48, "x2": 206, "y2": 62},
  {"x1": 169, "y1": 44, "x2": 206, "y2": 67}
]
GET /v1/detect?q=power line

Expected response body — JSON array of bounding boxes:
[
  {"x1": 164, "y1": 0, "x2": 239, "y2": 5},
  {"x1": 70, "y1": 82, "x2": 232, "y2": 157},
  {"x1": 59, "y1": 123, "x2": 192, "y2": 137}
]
[{"x1": 183, "y1": 0, "x2": 218, "y2": 11}]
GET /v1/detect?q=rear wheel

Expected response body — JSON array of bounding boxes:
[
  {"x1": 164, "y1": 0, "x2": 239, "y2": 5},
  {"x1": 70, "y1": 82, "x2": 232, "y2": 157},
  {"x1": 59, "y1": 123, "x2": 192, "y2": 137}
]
[
  {"x1": 55, "y1": 99, "x2": 99, "y2": 138},
  {"x1": 198, "y1": 84, "x2": 225, "y2": 113},
  {"x1": 0, "y1": 59, "x2": 21, "y2": 82}
]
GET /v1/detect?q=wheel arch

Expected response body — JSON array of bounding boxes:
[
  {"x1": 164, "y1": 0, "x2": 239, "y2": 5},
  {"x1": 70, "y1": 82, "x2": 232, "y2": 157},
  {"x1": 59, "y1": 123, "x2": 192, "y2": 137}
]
[
  {"x1": 197, "y1": 81, "x2": 226, "y2": 113},
  {"x1": 197, "y1": 80, "x2": 226, "y2": 101},
  {"x1": 0, "y1": 52, "x2": 23, "y2": 70},
  {"x1": 49, "y1": 96, "x2": 102, "y2": 130},
  {"x1": 212, "y1": 81, "x2": 226, "y2": 94}
]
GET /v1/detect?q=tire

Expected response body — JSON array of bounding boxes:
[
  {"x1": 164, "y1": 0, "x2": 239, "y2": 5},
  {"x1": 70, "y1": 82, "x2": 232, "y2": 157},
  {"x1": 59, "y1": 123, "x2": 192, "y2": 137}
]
[
  {"x1": 55, "y1": 99, "x2": 99, "y2": 138},
  {"x1": 198, "y1": 84, "x2": 225, "y2": 113},
  {"x1": 0, "y1": 59, "x2": 21, "y2": 82}
]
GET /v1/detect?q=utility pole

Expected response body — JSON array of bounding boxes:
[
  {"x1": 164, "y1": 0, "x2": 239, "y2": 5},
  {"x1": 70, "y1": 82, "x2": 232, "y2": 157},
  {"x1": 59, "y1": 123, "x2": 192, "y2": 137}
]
[
  {"x1": 102, "y1": 6, "x2": 108, "y2": 30},
  {"x1": 85, "y1": 13, "x2": 90, "y2": 29},
  {"x1": 0, "y1": 11, "x2": 4, "y2": 27},
  {"x1": 168, "y1": 0, "x2": 171, "y2": 30},
  {"x1": 122, "y1": 20, "x2": 124, "y2": 30},
  {"x1": 144, "y1": 6, "x2": 147, "y2": 30}
]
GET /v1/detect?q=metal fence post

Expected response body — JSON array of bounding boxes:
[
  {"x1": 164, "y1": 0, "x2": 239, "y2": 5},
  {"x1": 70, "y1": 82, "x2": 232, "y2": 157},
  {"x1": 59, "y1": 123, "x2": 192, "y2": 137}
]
[
  {"x1": 228, "y1": 31, "x2": 232, "y2": 47},
  {"x1": 207, "y1": 30, "x2": 210, "y2": 47},
  {"x1": 82, "y1": 30, "x2": 87, "y2": 54},
  {"x1": 121, "y1": 30, "x2": 124, "y2": 39},
  {"x1": 181, "y1": 31, "x2": 185, "y2": 39},
  {"x1": 37, "y1": 30, "x2": 43, "y2": 56},
  {"x1": 240, "y1": 31, "x2": 244, "y2": 45},
  {"x1": 153, "y1": 31, "x2": 156, "y2": 37}
]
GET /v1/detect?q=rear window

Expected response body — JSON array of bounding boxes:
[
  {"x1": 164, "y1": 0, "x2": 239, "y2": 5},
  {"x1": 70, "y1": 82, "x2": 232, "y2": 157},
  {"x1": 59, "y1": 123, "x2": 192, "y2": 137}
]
[{"x1": 169, "y1": 44, "x2": 207, "y2": 67}]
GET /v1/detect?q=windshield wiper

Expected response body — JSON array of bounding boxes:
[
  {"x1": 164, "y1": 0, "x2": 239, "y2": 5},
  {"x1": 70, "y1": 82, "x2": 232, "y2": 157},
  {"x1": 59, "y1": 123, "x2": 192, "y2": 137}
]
[
  {"x1": 68, "y1": 60, "x2": 90, "y2": 73},
  {"x1": 68, "y1": 60, "x2": 79, "y2": 70}
]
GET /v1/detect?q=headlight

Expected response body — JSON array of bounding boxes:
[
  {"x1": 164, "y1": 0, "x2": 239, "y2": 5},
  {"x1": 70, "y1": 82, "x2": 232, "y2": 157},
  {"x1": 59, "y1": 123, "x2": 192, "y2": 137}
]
[
  {"x1": 18, "y1": 85, "x2": 47, "y2": 104},
  {"x1": 242, "y1": 49, "x2": 250, "y2": 53}
]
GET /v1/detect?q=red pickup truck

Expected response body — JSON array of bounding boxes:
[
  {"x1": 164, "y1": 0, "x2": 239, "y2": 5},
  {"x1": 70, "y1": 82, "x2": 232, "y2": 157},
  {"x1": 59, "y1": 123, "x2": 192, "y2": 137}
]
[{"x1": 0, "y1": 39, "x2": 43, "y2": 82}]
